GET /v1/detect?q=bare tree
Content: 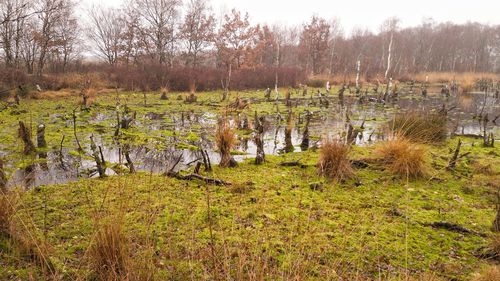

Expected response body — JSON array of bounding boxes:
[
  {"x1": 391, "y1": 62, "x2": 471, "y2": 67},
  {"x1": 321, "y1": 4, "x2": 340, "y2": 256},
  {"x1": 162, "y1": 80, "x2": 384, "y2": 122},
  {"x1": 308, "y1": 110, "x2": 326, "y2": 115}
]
[
  {"x1": 133, "y1": 0, "x2": 181, "y2": 65},
  {"x1": 0, "y1": 0, "x2": 29, "y2": 68},
  {"x1": 34, "y1": 0, "x2": 73, "y2": 76},
  {"x1": 51, "y1": 7, "x2": 79, "y2": 71},
  {"x1": 215, "y1": 9, "x2": 258, "y2": 98},
  {"x1": 87, "y1": 5, "x2": 125, "y2": 65},
  {"x1": 181, "y1": 0, "x2": 215, "y2": 67},
  {"x1": 299, "y1": 16, "x2": 330, "y2": 75}
]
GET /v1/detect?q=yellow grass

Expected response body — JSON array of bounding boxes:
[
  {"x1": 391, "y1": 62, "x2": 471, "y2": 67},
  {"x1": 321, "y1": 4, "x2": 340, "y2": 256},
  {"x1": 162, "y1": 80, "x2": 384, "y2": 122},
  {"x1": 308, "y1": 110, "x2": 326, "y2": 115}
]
[
  {"x1": 376, "y1": 137, "x2": 428, "y2": 179},
  {"x1": 318, "y1": 138, "x2": 353, "y2": 182}
]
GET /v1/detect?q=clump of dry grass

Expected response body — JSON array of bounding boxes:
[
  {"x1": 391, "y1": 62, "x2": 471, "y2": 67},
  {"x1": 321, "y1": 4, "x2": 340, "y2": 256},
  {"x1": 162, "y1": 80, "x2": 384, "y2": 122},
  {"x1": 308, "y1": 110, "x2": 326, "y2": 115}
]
[
  {"x1": 389, "y1": 112, "x2": 447, "y2": 143},
  {"x1": 376, "y1": 137, "x2": 428, "y2": 179},
  {"x1": 216, "y1": 118, "x2": 238, "y2": 168},
  {"x1": 89, "y1": 220, "x2": 130, "y2": 280},
  {"x1": 79, "y1": 87, "x2": 96, "y2": 107},
  {"x1": 472, "y1": 265, "x2": 500, "y2": 281},
  {"x1": 160, "y1": 87, "x2": 169, "y2": 100},
  {"x1": 317, "y1": 138, "x2": 353, "y2": 182},
  {"x1": 30, "y1": 89, "x2": 79, "y2": 100},
  {"x1": 1, "y1": 191, "x2": 55, "y2": 274},
  {"x1": 0, "y1": 193, "x2": 16, "y2": 236}
]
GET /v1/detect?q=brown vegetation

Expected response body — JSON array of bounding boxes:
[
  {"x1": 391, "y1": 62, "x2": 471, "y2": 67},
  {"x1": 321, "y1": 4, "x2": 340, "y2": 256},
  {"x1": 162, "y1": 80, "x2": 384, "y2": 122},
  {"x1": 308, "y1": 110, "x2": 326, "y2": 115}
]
[
  {"x1": 471, "y1": 265, "x2": 500, "y2": 281},
  {"x1": 89, "y1": 219, "x2": 130, "y2": 280},
  {"x1": 0, "y1": 193, "x2": 15, "y2": 236},
  {"x1": 413, "y1": 72, "x2": 500, "y2": 85},
  {"x1": 216, "y1": 118, "x2": 238, "y2": 168},
  {"x1": 389, "y1": 112, "x2": 447, "y2": 143},
  {"x1": 376, "y1": 137, "x2": 428, "y2": 179},
  {"x1": 317, "y1": 138, "x2": 353, "y2": 182}
]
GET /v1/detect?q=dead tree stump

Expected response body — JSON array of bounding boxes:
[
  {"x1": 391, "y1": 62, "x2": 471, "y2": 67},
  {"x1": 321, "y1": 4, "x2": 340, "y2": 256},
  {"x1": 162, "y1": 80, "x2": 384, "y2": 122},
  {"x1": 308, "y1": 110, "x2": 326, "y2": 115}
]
[
  {"x1": 301, "y1": 112, "x2": 311, "y2": 151},
  {"x1": 284, "y1": 110, "x2": 294, "y2": 153},
  {"x1": 37, "y1": 124, "x2": 48, "y2": 170},
  {"x1": 18, "y1": 121, "x2": 35, "y2": 155},
  {"x1": 254, "y1": 112, "x2": 266, "y2": 164},
  {"x1": 90, "y1": 135, "x2": 105, "y2": 178}
]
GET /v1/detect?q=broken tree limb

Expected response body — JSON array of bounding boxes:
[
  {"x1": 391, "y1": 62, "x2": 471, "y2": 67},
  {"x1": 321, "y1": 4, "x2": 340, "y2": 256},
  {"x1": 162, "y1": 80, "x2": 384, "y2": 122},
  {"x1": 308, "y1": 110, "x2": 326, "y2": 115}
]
[
  {"x1": 448, "y1": 139, "x2": 462, "y2": 169},
  {"x1": 279, "y1": 161, "x2": 308, "y2": 168},
  {"x1": 423, "y1": 221, "x2": 486, "y2": 237},
  {"x1": 72, "y1": 108, "x2": 83, "y2": 152},
  {"x1": 165, "y1": 171, "x2": 231, "y2": 186}
]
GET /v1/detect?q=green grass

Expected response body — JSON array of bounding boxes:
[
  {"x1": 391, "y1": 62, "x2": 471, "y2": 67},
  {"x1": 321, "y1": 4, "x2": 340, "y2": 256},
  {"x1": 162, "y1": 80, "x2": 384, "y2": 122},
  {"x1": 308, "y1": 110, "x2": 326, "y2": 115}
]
[{"x1": 1, "y1": 137, "x2": 499, "y2": 280}]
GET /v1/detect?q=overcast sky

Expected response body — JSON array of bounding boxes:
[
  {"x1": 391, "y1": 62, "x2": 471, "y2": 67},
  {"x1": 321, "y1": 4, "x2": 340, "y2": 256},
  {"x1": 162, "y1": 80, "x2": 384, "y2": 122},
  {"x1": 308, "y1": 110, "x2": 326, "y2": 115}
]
[{"x1": 81, "y1": 0, "x2": 500, "y2": 33}]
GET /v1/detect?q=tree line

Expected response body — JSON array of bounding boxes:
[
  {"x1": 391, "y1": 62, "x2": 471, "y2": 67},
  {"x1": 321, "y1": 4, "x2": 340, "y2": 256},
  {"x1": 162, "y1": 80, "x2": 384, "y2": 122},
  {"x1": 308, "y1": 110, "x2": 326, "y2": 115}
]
[{"x1": 1, "y1": 0, "x2": 500, "y2": 88}]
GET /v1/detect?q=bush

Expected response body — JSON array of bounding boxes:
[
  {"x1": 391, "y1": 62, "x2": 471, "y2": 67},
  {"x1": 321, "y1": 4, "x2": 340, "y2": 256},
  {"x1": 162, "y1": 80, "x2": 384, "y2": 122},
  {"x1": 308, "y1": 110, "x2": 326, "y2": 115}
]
[
  {"x1": 110, "y1": 65, "x2": 305, "y2": 92},
  {"x1": 389, "y1": 112, "x2": 447, "y2": 143},
  {"x1": 376, "y1": 137, "x2": 428, "y2": 179},
  {"x1": 317, "y1": 138, "x2": 353, "y2": 182}
]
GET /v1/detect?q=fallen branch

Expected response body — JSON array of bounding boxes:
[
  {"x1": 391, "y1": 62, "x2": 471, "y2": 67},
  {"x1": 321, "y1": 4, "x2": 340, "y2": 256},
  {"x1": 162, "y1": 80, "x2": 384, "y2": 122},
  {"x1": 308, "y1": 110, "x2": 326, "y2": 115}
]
[
  {"x1": 423, "y1": 221, "x2": 486, "y2": 237},
  {"x1": 165, "y1": 171, "x2": 231, "y2": 186},
  {"x1": 279, "y1": 161, "x2": 308, "y2": 168}
]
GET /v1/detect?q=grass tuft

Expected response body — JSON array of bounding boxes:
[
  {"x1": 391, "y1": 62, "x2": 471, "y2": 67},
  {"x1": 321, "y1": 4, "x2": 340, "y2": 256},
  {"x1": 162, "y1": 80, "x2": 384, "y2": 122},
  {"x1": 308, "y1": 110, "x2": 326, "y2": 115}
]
[
  {"x1": 472, "y1": 265, "x2": 500, "y2": 281},
  {"x1": 216, "y1": 117, "x2": 238, "y2": 168},
  {"x1": 0, "y1": 193, "x2": 16, "y2": 236},
  {"x1": 389, "y1": 112, "x2": 447, "y2": 143},
  {"x1": 89, "y1": 220, "x2": 130, "y2": 281},
  {"x1": 376, "y1": 137, "x2": 428, "y2": 179},
  {"x1": 317, "y1": 138, "x2": 353, "y2": 182}
]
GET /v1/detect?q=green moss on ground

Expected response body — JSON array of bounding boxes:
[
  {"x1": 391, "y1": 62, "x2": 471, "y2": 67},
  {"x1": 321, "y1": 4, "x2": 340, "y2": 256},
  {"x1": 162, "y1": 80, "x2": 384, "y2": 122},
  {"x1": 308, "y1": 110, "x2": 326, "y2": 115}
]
[{"x1": 1, "y1": 137, "x2": 499, "y2": 280}]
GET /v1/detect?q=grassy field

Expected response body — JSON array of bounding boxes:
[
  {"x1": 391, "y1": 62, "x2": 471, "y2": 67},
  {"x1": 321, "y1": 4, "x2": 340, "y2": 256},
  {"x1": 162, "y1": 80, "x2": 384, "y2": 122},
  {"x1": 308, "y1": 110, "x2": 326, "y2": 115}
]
[
  {"x1": 1, "y1": 137, "x2": 499, "y2": 280},
  {"x1": 0, "y1": 87, "x2": 499, "y2": 280}
]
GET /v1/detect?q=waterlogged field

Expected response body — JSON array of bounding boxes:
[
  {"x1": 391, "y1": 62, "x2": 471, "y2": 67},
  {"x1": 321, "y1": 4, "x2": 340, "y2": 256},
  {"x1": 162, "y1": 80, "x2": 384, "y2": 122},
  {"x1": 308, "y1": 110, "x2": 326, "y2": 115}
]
[
  {"x1": 0, "y1": 86, "x2": 498, "y2": 187},
  {"x1": 0, "y1": 85, "x2": 500, "y2": 280}
]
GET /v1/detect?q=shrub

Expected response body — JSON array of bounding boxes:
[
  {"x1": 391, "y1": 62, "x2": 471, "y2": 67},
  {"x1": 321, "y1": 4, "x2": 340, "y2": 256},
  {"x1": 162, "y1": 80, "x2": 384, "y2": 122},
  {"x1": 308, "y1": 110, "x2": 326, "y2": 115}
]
[
  {"x1": 376, "y1": 137, "x2": 428, "y2": 179},
  {"x1": 216, "y1": 118, "x2": 238, "y2": 168},
  {"x1": 110, "y1": 65, "x2": 305, "y2": 92},
  {"x1": 389, "y1": 112, "x2": 447, "y2": 143},
  {"x1": 317, "y1": 138, "x2": 353, "y2": 182},
  {"x1": 89, "y1": 220, "x2": 129, "y2": 280}
]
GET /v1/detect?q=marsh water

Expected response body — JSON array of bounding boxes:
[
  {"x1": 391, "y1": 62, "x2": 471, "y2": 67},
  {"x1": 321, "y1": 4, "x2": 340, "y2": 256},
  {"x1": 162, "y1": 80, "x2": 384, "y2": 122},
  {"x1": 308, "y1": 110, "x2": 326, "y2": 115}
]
[{"x1": 2, "y1": 88, "x2": 499, "y2": 188}]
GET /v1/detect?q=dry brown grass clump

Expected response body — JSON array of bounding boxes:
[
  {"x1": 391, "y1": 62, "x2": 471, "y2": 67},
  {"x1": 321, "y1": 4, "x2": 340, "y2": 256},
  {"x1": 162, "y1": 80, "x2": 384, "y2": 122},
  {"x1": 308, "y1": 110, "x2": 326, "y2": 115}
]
[
  {"x1": 216, "y1": 118, "x2": 238, "y2": 168},
  {"x1": 79, "y1": 87, "x2": 96, "y2": 107},
  {"x1": 160, "y1": 87, "x2": 169, "y2": 100},
  {"x1": 376, "y1": 137, "x2": 428, "y2": 179},
  {"x1": 1, "y1": 191, "x2": 55, "y2": 274},
  {"x1": 390, "y1": 112, "x2": 447, "y2": 143},
  {"x1": 318, "y1": 138, "x2": 353, "y2": 182},
  {"x1": 0, "y1": 193, "x2": 16, "y2": 236},
  {"x1": 89, "y1": 220, "x2": 130, "y2": 280},
  {"x1": 471, "y1": 265, "x2": 500, "y2": 281}
]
